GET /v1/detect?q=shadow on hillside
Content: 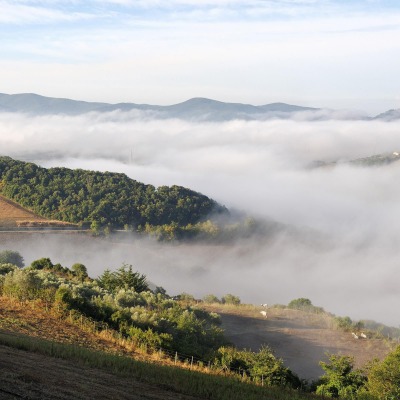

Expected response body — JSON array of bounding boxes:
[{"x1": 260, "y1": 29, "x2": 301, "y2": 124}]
[{"x1": 219, "y1": 313, "x2": 350, "y2": 381}]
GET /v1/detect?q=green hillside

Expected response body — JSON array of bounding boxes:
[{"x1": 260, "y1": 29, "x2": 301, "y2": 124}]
[{"x1": 0, "y1": 156, "x2": 227, "y2": 229}]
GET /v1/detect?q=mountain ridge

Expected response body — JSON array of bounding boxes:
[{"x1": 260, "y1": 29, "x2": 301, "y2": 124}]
[{"x1": 0, "y1": 92, "x2": 319, "y2": 120}]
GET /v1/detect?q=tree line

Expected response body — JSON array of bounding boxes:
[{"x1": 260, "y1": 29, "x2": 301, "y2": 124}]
[{"x1": 0, "y1": 156, "x2": 227, "y2": 229}]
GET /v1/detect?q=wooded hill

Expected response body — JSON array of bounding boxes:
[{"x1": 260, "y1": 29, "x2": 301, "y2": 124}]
[{"x1": 0, "y1": 156, "x2": 227, "y2": 229}]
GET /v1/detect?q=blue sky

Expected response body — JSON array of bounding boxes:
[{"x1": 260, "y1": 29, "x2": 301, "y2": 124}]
[{"x1": 1, "y1": 0, "x2": 400, "y2": 112}]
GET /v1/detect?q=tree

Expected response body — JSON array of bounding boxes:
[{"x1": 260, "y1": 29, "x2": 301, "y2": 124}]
[
  {"x1": 97, "y1": 265, "x2": 148, "y2": 293},
  {"x1": 2, "y1": 269, "x2": 43, "y2": 301},
  {"x1": 363, "y1": 346, "x2": 400, "y2": 399},
  {"x1": 203, "y1": 294, "x2": 220, "y2": 304},
  {"x1": 97, "y1": 268, "x2": 118, "y2": 292},
  {"x1": 221, "y1": 293, "x2": 240, "y2": 305},
  {"x1": 30, "y1": 257, "x2": 53, "y2": 270},
  {"x1": 71, "y1": 263, "x2": 88, "y2": 281},
  {"x1": 0, "y1": 250, "x2": 24, "y2": 268},
  {"x1": 115, "y1": 264, "x2": 148, "y2": 292},
  {"x1": 288, "y1": 298, "x2": 312, "y2": 310},
  {"x1": 315, "y1": 354, "x2": 366, "y2": 398},
  {"x1": 0, "y1": 263, "x2": 18, "y2": 275}
]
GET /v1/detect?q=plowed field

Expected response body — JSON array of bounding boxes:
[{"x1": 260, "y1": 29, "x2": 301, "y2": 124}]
[{"x1": 0, "y1": 195, "x2": 46, "y2": 227}]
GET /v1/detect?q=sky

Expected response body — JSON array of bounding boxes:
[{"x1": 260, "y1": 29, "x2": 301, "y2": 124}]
[{"x1": 1, "y1": 0, "x2": 400, "y2": 113}]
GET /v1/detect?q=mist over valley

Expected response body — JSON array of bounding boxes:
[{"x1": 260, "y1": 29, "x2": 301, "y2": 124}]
[{"x1": 1, "y1": 98, "x2": 400, "y2": 327}]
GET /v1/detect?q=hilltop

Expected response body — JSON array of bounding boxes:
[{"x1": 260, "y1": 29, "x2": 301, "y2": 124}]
[{"x1": 0, "y1": 156, "x2": 226, "y2": 234}]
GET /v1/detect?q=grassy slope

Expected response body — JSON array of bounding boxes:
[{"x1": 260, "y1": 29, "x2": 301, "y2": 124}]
[{"x1": 0, "y1": 297, "x2": 320, "y2": 400}]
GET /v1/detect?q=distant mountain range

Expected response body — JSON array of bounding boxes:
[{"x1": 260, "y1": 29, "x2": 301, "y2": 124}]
[
  {"x1": 0, "y1": 92, "x2": 398, "y2": 121},
  {"x1": 0, "y1": 92, "x2": 319, "y2": 120}
]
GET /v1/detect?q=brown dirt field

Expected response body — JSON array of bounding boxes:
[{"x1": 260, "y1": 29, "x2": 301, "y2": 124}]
[
  {"x1": 201, "y1": 305, "x2": 395, "y2": 381},
  {"x1": 0, "y1": 195, "x2": 46, "y2": 227},
  {"x1": 0, "y1": 344, "x2": 202, "y2": 400},
  {"x1": 0, "y1": 195, "x2": 77, "y2": 228}
]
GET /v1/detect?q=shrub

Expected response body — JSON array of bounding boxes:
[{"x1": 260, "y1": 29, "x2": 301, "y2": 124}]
[
  {"x1": 2, "y1": 269, "x2": 43, "y2": 301},
  {"x1": 221, "y1": 294, "x2": 240, "y2": 305},
  {"x1": 0, "y1": 263, "x2": 18, "y2": 275},
  {"x1": 288, "y1": 298, "x2": 324, "y2": 313},
  {"x1": 203, "y1": 294, "x2": 221, "y2": 304},
  {"x1": 314, "y1": 354, "x2": 366, "y2": 398},
  {"x1": 71, "y1": 263, "x2": 88, "y2": 281},
  {"x1": 215, "y1": 346, "x2": 301, "y2": 388},
  {"x1": 30, "y1": 257, "x2": 53, "y2": 271},
  {"x1": 363, "y1": 346, "x2": 400, "y2": 399}
]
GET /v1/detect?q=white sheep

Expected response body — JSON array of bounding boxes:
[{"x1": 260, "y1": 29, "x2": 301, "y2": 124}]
[
  {"x1": 260, "y1": 311, "x2": 267, "y2": 318},
  {"x1": 352, "y1": 332, "x2": 359, "y2": 339},
  {"x1": 261, "y1": 303, "x2": 268, "y2": 308},
  {"x1": 360, "y1": 332, "x2": 367, "y2": 339}
]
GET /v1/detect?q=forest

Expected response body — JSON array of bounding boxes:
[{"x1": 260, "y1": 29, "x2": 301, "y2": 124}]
[{"x1": 0, "y1": 156, "x2": 227, "y2": 230}]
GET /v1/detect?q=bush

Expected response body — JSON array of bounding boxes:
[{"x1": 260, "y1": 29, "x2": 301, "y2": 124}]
[
  {"x1": 221, "y1": 294, "x2": 240, "y2": 305},
  {"x1": 363, "y1": 346, "x2": 400, "y2": 399},
  {"x1": 0, "y1": 263, "x2": 18, "y2": 275},
  {"x1": 314, "y1": 354, "x2": 366, "y2": 398},
  {"x1": 288, "y1": 298, "x2": 324, "y2": 313},
  {"x1": 2, "y1": 269, "x2": 43, "y2": 301},
  {"x1": 30, "y1": 257, "x2": 53, "y2": 271},
  {"x1": 71, "y1": 263, "x2": 88, "y2": 281},
  {"x1": 215, "y1": 346, "x2": 301, "y2": 388},
  {"x1": 203, "y1": 294, "x2": 221, "y2": 304}
]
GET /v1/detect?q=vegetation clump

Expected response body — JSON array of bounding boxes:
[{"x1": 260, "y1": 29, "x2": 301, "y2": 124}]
[{"x1": 288, "y1": 298, "x2": 324, "y2": 313}]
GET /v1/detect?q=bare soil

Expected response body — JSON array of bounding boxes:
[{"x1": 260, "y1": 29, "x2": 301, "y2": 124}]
[
  {"x1": 201, "y1": 305, "x2": 395, "y2": 381},
  {"x1": 0, "y1": 195, "x2": 77, "y2": 228},
  {"x1": 0, "y1": 298, "x2": 205, "y2": 399},
  {"x1": 0, "y1": 195, "x2": 46, "y2": 227},
  {"x1": 0, "y1": 344, "x2": 202, "y2": 400}
]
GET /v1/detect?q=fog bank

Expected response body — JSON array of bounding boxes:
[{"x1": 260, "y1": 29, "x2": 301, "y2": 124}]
[{"x1": 1, "y1": 112, "x2": 400, "y2": 326}]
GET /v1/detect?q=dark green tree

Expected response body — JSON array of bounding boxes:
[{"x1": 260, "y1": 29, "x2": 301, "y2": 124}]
[
  {"x1": 30, "y1": 257, "x2": 53, "y2": 271},
  {"x1": 363, "y1": 346, "x2": 400, "y2": 399},
  {"x1": 115, "y1": 264, "x2": 148, "y2": 292},
  {"x1": 97, "y1": 265, "x2": 148, "y2": 293},
  {"x1": 315, "y1": 354, "x2": 366, "y2": 398},
  {"x1": 71, "y1": 263, "x2": 88, "y2": 281},
  {"x1": 221, "y1": 293, "x2": 241, "y2": 305},
  {"x1": 0, "y1": 250, "x2": 24, "y2": 268}
]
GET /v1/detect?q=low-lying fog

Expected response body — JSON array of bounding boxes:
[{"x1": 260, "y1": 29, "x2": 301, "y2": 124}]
[{"x1": 1, "y1": 111, "x2": 400, "y2": 326}]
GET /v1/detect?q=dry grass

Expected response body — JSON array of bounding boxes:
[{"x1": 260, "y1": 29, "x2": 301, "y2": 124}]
[
  {"x1": 0, "y1": 195, "x2": 77, "y2": 228},
  {"x1": 0, "y1": 195, "x2": 46, "y2": 227}
]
